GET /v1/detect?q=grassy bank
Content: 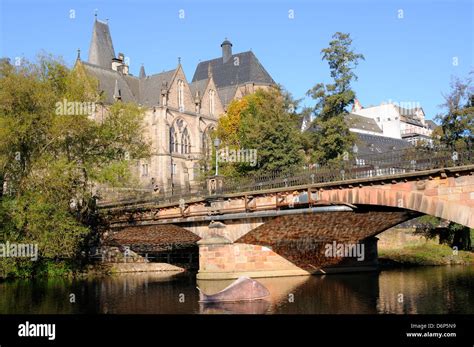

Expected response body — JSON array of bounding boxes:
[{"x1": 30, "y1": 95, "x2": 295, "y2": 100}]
[{"x1": 379, "y1": 242, "x2": 474, "y2": 266}]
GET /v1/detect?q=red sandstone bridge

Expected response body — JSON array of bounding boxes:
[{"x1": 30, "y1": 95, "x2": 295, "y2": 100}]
[{"x1": 97, "y1": 148, "x2": 474, "y2": 279}]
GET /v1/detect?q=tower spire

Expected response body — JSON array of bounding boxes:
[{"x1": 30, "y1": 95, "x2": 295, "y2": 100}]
[
  {"x1": 139, "y1": 64, "x2": 146, "y2": 78},
  {"x1": 88, "y1": 16, "x2": 116, "y2": 68}
]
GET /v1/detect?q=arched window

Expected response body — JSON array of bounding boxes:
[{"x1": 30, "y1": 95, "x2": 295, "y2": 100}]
[
  {"x1": 202, "y1": 126, "x2": 215, "y2": 157},
  {"x1": 182, "y1": 128, "x2": 190, "y2": 154},
  {"x1": 170, "y1": 119, "x2": 191, "y2": 154},
  {"x1": 178, "y1": 80, "x2": 184, "y2": 111},
  {"x1": 209, "y1": 89, "x2": 215, "y2": 116}
]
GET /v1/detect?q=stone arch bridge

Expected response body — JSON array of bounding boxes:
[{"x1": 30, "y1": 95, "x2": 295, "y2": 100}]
[{"x1": 98, "y1": 150, "x2": 474, "y2": 279}]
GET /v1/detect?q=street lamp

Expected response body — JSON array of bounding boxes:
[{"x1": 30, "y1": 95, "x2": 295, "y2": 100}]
[
  {"x1": 353, "y1": 144, "x2": 358, "y2": 154},
  {"x1": 214, "y1": 138, "x2": 221, "y2": 176},
  {"x1": 353, "y1": 143, "x2": 359, "y2": 166},
  {"x1": 169, "y1": 126, "x2": 174, "y2": 194}
]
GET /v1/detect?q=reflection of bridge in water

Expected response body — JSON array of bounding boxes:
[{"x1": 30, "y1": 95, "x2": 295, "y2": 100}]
[
  {"x1": 1, "y1": 267, "x2": 472, "y2": 314},
  {"x1": 98, "y1": 149, "x2": 474, "y2": 279}
]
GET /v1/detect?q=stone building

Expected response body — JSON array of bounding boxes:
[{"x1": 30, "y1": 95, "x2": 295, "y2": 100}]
[{"x1": 77, "y1": 18, "x2": 275, "y2": 190}]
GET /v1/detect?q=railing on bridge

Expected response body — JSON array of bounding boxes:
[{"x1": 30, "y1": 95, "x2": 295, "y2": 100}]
[{"x1": 97, "y1": 148, "x2": 473, "y2": 207}]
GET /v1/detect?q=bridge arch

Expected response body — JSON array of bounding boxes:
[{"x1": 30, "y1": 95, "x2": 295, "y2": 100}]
[{"x1": 319, "y1": 174, "x2": 474, "y2": 228}]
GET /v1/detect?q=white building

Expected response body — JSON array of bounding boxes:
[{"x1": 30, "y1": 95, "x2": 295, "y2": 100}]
[{"x1": 350, "y1": 100, "x2": 436, "y2": 144}]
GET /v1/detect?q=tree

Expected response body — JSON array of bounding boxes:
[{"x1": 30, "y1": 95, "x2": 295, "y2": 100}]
[
  {"x1": 215, "y1": 87, "x2": 304, "y2": 177},
  {"x1": 0, "y1": 56, "x2": 150, "y2": 278},
  {"x1": 435, "y1": 74, "x2": 474, "y2": 151},
  {"x1": 307, "y1": 32, "x2": 364, "y2": 165},
  {"x1": 415, "y1": 216, "x2": 472, "y2": 251}
]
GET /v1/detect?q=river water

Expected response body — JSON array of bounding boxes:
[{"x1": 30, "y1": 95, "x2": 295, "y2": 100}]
[{"x1": 0, "y1": 266, "x2": 472, "y2": 314}]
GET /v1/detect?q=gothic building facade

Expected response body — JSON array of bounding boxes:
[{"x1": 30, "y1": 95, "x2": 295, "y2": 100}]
[{"x1": 76, "y1": 18, "x2": 275, "y2": 190}]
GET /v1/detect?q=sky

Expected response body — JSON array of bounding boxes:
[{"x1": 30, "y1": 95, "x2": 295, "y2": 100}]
[{"x1": 0, "y1": 0, "x2": 473, "y2": 120}]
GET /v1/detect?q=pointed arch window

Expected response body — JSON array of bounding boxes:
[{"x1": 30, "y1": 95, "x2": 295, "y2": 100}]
[
  {"x1": 202, "y1": 126, "x2": 215, "y2": 157},
  {"x1": 170, "y1": 120, "x2": 191, "y2": 154},
  {"x1": 181, "y1": 128, "x2": 191, "y2": 154},
  {"x1": 209, "y1": 89, "x2": 215, "y2": 116},
  {"x1": 178, "y1": 80, "x2": 185, "y2": 111}
]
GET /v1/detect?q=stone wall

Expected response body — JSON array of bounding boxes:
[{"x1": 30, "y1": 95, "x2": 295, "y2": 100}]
[{"x1": 197, "y1": 237, "x2": 307, "y2": 280}]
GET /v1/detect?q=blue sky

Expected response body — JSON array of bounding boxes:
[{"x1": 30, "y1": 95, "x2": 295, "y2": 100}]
[{"x1": 1, "y1": 0, "x2": 472, "y2": 120}]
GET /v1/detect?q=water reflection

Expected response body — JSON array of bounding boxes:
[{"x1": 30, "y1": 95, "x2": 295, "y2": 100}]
[
  {"x1": 199, "y1": 301, "x2": 271, "y2": 314},
  {"x1": 0, "y1": 266, "x2": 472, "y2": 314}
]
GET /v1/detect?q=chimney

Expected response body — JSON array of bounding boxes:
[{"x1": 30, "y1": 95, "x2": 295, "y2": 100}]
[
  {"x1": 111, "y1": 52, "x2": 129, "y2": 75},
  {"x1": 221, "y1": 38, "x2": 232, "y2": 64},
  {"x1": 352, "y1": 99, "x2": 363, "y2": 112}
]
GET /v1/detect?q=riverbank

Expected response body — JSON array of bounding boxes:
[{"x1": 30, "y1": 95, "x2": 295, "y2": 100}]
[{"x1": 378, "y1": 228, "x2": 474, "y2": 266}]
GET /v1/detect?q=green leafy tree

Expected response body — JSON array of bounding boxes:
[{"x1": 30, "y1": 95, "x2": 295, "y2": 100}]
[
  {"x1": 215, "y1": 87, "x2": 304, "y2": 177},
  {"x1": 0, "y1": 56, "x2": 150, "y2": 278},
  {"x1": 434, "y1": 74, "x2": 474, "y2": 151},
  {"x1": 307, "y1": 32, "x2": 364, "y2": 165}
]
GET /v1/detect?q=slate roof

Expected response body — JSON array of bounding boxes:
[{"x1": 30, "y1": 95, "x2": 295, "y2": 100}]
[
  {"x1": 82, "y1": 61, "x2": 178, "y2": 107},
  {"x1": 346, "y1": 113, "x2": 383, "y2": 134},
  {"x1": 138, "y1": 69, "x2": 176, "y2": 107},
  {"x1": 216, "y1": 85, "x2": 238, "y2": 108},
  {"x1": 82, "y1": 20, "x2": 275, "y2": 110},
  {"x1": 395, "y1": 105, "x2": 428, "y2": 127},
  {"x1": 400, "y1": 115, "x2": 425, "y2": 127},
  {"x1": 82, "y1": 62, "x2": 136, "y2": 103},
  {"x1": 355, "y1": 133, "x2": 412, "y2": 156},
  {"x1": 189, "y1": 78, "x2": 209, "y2": 100},
  {"x1": 88, "y1": 20, "x2": 116, "y2": 69},
  {"x1": 192, "y1": 51, "x2": 275, "y2": 89}
]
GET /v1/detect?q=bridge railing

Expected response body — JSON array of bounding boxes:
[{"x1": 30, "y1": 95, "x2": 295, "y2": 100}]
[
  {"x1": 219, "y1": 148, "x2": 472, "y2": 193},
  {"x1": 97, "y1": 148, "x2": 473, "y2": 207}
]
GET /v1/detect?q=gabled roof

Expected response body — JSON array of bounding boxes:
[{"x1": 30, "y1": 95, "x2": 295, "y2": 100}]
[
  {"x1": 395, "y1": 105, "x2": 428, "y2": 127},
  {"x1": 216, "y1": 85, "x2": 238, "y2": 108},
  {"x1": 355, "y1": 133, "x2": 412, "y2": 156},
  {"x1": 346, "y1": 113, "x2": 383, "y2": 133},
  {"x1": 400, "y1": 114, "x2": 425, "y2": 127},
  {"x1": 138, "y1": 69, "x2": 176, "y2": 107},
  {"x1": 192, "y1": 51, "x2": 275, "y2": 89},
  {"x1": 189, "y1": 78, "x2": 209, "y2": 100},
  {"x1": 88, "y1": 19, "x2": 116, "y2": 69},
  {"x1": 82, "y1": 62, "x2": 136, "y2": 103},
  {"x1": 81, "y1": 61, "x2": 177, "y2": 107}
]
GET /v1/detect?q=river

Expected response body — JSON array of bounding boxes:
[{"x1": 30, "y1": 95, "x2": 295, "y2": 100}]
[{"x1": 0, "y1": 266, "x2": 472, "y2": 314}]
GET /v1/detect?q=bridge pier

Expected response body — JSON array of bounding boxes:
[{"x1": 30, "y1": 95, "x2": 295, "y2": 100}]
[
  {"x1": 197, "y1": 235, "x2": 310, "y2": 280},
  {"x1": 196, "y1": 217, "x2": 383, "y2": 280}
]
